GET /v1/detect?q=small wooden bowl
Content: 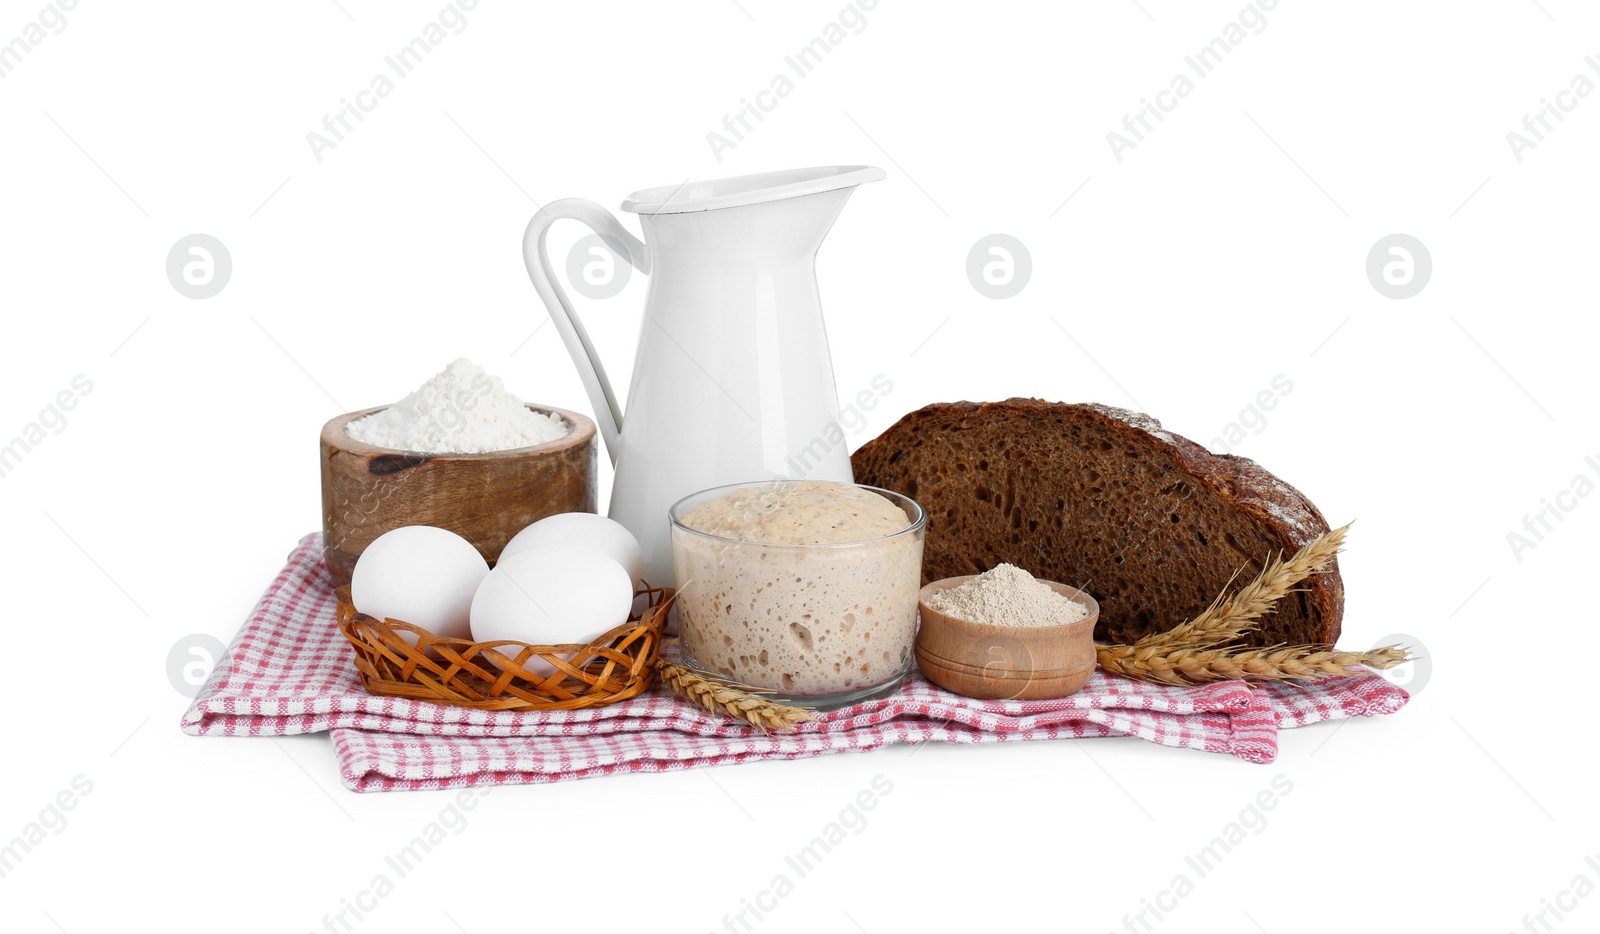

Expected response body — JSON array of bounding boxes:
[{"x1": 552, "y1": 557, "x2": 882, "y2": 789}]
[
  {"x1": 915, "y1": 576, "x2": 1099, "y2": 701},
  {"x1": 321, "y1": 404, "x2": 597, "y2": 588}
]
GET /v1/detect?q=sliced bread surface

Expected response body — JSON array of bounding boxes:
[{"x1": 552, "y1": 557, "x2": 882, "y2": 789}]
[{"x1": 850, "y1": 399, "x2": 1343, "y2": 647}]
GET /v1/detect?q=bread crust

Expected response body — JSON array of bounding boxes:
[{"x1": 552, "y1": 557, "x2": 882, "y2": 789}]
[{"x1": 851, "y1": 398, "x2": 1344, "y2": 646}]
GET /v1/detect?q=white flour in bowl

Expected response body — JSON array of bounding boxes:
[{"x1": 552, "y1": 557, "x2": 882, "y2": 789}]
[{"x1": 346, "y1": 358, "x2": 568, "y2": 454}]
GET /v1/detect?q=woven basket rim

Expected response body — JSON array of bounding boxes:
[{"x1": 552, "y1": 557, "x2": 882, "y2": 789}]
[{"x1": 336, "y1": 583, "x2": 673, "y2": 711}]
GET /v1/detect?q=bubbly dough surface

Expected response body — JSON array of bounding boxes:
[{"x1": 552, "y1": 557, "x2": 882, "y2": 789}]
[{"x1": 680, "y1": 480, "x2": 912, "y2": 544}]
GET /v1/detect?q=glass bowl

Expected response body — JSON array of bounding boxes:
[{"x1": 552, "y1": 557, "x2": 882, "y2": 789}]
[{"x1": 669, "y1": 480, "x2": 926, "y2": 710}]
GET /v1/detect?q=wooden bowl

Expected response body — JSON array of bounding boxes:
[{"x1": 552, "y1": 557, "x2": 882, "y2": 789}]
[
  {"x1": 320, "y1": 404, "x2": 597, "y2": 588},
  {"x1": 915, "y1": 576, "x2": 1099, "y2": 701}
]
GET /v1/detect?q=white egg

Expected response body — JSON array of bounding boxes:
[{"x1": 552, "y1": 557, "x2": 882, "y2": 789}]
[
  {"x1": 501, "y1": 512, "x2": 645, "y2": 586},
  {"x1": 470, "y1": 544, "x2": 634, "y2": 676},
  {"x1": 351, "y1": 526, "x2": 488, "y2": 643}
]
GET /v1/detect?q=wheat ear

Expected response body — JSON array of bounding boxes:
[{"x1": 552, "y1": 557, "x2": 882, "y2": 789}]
[
  {"x1": 655, "y1": 658, "x2": 815, "y2": 732},
  {"x1": 1151, "y1": 523, "x2": 1350, "y2": 650},
  {"x1": 1098, "y1": 642, "x2": 1413, "y2": 685},
  {"x1": 1096, "y1": 522, "x2": 1416, "y2": 684}
]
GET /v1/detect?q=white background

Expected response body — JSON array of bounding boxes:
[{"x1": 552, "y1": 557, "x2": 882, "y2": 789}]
[{"x1": 1, "y1": 2, "x2": 1594, "y2": 932}]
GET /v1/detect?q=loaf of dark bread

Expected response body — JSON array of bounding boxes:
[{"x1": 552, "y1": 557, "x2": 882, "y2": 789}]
[{"x1": 851, "y1": 399, "x2": 1342, "y2": 648}]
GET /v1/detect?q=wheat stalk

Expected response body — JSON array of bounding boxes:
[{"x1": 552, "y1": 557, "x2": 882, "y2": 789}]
[
  {"x1": 655, "y1": 658, "x2": 815, "y2": 732},
  {"x1": 1098, "y1": 642, "x2": 1412, "y2": 685},
  {"x1": 1096, "y1": 522, "x2": 1417, "y2": 684}
]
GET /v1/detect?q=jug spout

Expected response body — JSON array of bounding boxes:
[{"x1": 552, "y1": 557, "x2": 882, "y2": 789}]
[
  {"x1": 638, "y1": 184, "x2": 856, "y2": 275},
  {"x1": 620, "y1": 165, "x2": 886, "y2": 216}
]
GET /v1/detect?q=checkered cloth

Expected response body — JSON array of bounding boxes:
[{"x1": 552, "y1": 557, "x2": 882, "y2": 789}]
[{"x1": 183, "y1": 535, "x2": 1408, "y2": 792}]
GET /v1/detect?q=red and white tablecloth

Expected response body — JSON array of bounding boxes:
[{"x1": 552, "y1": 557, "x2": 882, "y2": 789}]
[{"x1": 182, "y1": 535, "x2": 1408, "y2": 792}]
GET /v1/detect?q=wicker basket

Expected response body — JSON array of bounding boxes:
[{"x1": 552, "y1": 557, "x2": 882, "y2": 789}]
[{"x1": 336, "y1": 584, "x2": 673, "y2": 711}]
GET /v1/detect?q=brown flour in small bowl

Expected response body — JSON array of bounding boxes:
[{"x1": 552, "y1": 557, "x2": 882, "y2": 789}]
[{"x1": 924, "y1": 563, "x2": 1089, "y2": 628}]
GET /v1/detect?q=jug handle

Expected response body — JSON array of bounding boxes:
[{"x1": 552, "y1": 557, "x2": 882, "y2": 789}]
[{"x1": 521, "y1": 199, "x2": 650, "y2": 465}]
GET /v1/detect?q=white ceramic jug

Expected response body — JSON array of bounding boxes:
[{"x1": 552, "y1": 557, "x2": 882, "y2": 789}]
[{"x1": 522, "y1": 165, "x2": 885, "y2": 587}]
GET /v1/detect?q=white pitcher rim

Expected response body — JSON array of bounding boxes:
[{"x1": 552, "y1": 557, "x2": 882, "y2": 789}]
[{"x1": 621, "y1": 165, "x2": 885, "y2": 215}]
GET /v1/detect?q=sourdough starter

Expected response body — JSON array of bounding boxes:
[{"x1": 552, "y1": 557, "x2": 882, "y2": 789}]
[{"x1": 672, "y1": 481, "x2": 923, "y2": 696}]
